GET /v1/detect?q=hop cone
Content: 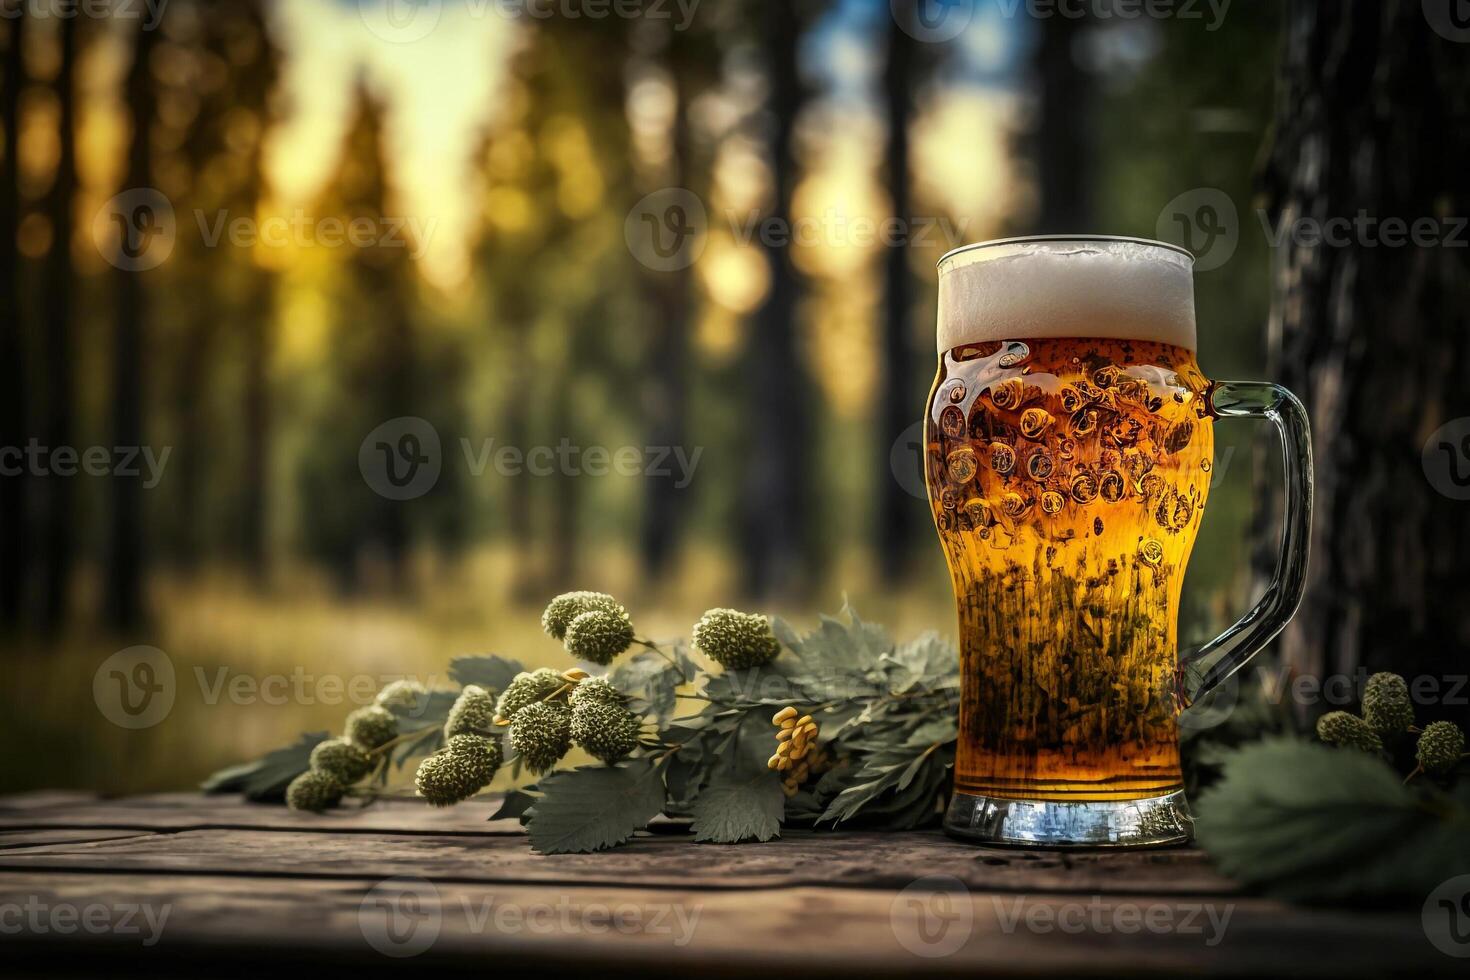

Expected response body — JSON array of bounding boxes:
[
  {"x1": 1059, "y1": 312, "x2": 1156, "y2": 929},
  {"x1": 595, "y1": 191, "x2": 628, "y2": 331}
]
[
  {"x1": 1315, "y1": 711, "x2": 1383, "y2": 754},
  {"x1": 445, "y1": 684, "x2": 498, "y2": 738},
  {"x1": 345, "y1": 705, "x2": 398, "y2": 750},
  {"x1": 286, "y1": 770, "x2": 343, "y2": 812},
  {"x1": 569, "y1": 676, "x2": 625, "y2": 709},
  {"x1": 1417, "y1": 721, "x2": 1466, "y2": 775},
  {"x1": 309, "y1": 737, "x2": 374, "y2": 784},
  {"x1": 692, "y1": 608, "x2": 781, "y2": 669},
  {"x1": 508, "y1": 700, "x2": 572, "y2": 774},
  {"x1": 495, "y1": 668, "x2": 565, "y2": 722},
  {"x1": 564, "y1": 609, "x2": 635, "y2": 665},
  {"x1": 414, "y1": 734, "x2": 502, "y2": 806},
  {"x1": 1361, "y1": 672, "x2": 1414, "y2": 736},
  {"x1": 570, "y1": 698, "x2": 641, "y2": 764},
  {"x1": 376, "y1": 679, "x2": 429, "y2": 715},
  {"x1": 542, "y1": 591, "x2": 624, "y2": 641}
]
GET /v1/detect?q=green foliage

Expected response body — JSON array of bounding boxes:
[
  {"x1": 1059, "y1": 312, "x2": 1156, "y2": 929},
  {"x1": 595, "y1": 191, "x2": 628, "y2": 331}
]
[
  {"x1": 691, "y1": 764, "x2": 784, "y2": 844},
  {"x1": 541, "y1": 592, "x2": 624, "y2": 641},
  {"x1": 444, "y1": 684, "x2": 498, "y2": 739},
  {"x1": 508, "y1": 700, "x2": 573, "y2": 774},
  {"x1": 524, "y1": 760, "x2": 668, "y2": 854},
  {"x1": 569, "y1": 698, "x2": 640, "y2": 764},
  {"x1": 285, "y1": 769, "x2": 343, "y2": 813},
  {"x1": 1195, "y1": 738, "x2": 1470, "y2": 904},
  {"x1": 1417, "y1": 721, "x2": 1467, "y2": 776},
  {"x1": 200, "y1": 731, "x2": 327, "y2": 801},
  {"x1": 448, "y1": 655, "x2": 525, "y2": 696},
  {"x1": 345, "y1": 705, "x2": 397, "y2": 750},
  {"x1": 692, "y1": 608, "x2": 781, "y2": 669},
  {"x1": 564, "y1": 608, "x2": 635, "y2": 665},
  {"x1": 415, "y1": 734, "x2": 502, "y2": 806},
  {"x1": 309, "y1": 737, "x2": 374, "y2": 784}
]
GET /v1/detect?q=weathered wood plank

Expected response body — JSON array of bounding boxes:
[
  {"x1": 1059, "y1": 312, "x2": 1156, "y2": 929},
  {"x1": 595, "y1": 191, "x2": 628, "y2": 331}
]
[
  {"x1": 0, "y1": 830, "x2": 158, "y2": 851},
  {"x1": 0, "y1": 872, "x2": 1446, "y2": 978},
  {"x1": 0, "y1": 827, "x2": 1239, "y2": 896}
]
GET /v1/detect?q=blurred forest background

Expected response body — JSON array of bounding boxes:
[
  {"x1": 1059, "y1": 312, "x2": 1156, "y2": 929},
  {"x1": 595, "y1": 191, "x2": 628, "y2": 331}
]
[{"x1": 0, "y1": 0, "x2": 1306, "y2": 792}]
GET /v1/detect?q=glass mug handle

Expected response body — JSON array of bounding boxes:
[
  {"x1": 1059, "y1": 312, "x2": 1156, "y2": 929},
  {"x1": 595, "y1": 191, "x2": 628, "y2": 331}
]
[{"x1": 1177, "y1": 381, "x2": 1314, "y2": 704}]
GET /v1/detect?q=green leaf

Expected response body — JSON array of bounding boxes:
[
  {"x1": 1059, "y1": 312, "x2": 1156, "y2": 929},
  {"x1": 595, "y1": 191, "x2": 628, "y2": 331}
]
[
  {"x1": 1195, "y1": 737, "x2": 1470, "y2": 904},
  {"x1": 200, "y1": 731, "x2": 328, "y2": 802},
  {"x1": 525, "y1": 759, "x2": 667, "y2": 854},
  {"x1": 691, "y1": 763, "x2": 784, "y2": 844},
  {"x1": 882, "y1": 632, "x2": 958, "y2": 694},
  {"x1": 610, "y1": 646, "x2": 692, "y2": 724},
  {"x1": 489, "y1": 789, "x2": 539, "y2": 823},
  {"x1": 449, "y1": 655, "x2": 525, "y2": 694}
]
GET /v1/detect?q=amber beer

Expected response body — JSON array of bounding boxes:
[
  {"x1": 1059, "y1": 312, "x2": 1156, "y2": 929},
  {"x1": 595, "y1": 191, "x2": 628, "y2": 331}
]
[{"x1": 927, "y1": 237, "x2": 1312, "y2": 847}]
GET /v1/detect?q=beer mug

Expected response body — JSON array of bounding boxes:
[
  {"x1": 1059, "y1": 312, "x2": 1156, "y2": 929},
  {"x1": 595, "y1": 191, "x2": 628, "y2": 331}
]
[{"x1": 926, "y1": 237, "x2": 1312, "y2": 846}]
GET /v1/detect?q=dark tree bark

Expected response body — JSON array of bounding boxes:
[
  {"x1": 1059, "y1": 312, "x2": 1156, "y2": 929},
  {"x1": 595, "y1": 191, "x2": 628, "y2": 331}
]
[
  {"x1": 0, "y1": 11, "x2": 28, "y2": 627},
  {"x1": 1033, "y1": 11, "x2": 1093, "y2": 231},
  {"x1": 741, "y1": 2, "x2": 811, "y2": 599},
  {"x1": 638, "y1": 54, "x2": 693, "y2": 581},
  {"x1": 876, "y1": 6, "x2": 918, "y2": 582},
  {"x1": 1261, "y1": 0, "x2": 1470, "y2": 726},
  {"x1": 38, "y1": 15, "x2": 78, "y2": 632},
  {"x1": 106, "y1": 23, "x2": 158, "y2": 632}
]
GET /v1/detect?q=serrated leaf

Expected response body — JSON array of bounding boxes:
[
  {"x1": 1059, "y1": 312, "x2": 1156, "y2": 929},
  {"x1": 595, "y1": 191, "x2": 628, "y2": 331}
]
[
  {"x1": 882, "y1": 632, "x2": 958, "y2": 693},
  {"x1": 200, "y1": 732, "x2": 328, "y2": 801},
  {"x1": 691, "y1": 764, "x2": 783, "y2": 843},
  {"x1": 449, "y1": 655, "x2": 525, "y2": 694},
  {"x1": 611, "y1": 648, "x2": 688, "y2": 724},
  {"x1": 525, "y1": 760, "x2": 667, "y2": 854},
  {"x1": 1195, "y1": 737, "x2": 1470, "y2": 904},
  {"x1": 489, "y1": 789, "x2": 539, "y2": 823}
]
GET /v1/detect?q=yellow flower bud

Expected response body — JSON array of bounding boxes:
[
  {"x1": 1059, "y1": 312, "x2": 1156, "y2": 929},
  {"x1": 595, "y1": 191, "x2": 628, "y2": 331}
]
[
  {"x1": 775, "y1": 727, "x2": 794, "y2": 742},
  {"x1": 795, "y1": 715, "x2": 814, "y2": 728},
  {"x1": 772, "y1": 706, "x2": 798, "y2": 725},
  {"x1": 767, "y1": 754, "x2": 782, "y2": 770},
  {"x1": 776, "y1": 740, "x2": 792, "y2": 757}
]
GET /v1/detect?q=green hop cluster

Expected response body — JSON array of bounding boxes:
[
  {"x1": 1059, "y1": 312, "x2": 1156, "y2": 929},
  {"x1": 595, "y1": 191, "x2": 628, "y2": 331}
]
[
  {"x1": 1361, "y1": 672, "x2": 1414, "y2": 736},
  {"x1": 286, "y1": 769, "x2": 343, "y2": 813},
  {"x1": 445, "y1": 684, "x2": 498, "y2": 738},
  {"x1": 309, "y1": 737, "x2": 374, "y2": 784},
  {"x1": 509, "y1": 700, "x2": 572, "y2": 774},
  {"x1": 1416, "y1": 721, "x2": 1466, "y2": 776},
  {"x1": 542, "y1": 592, "x2": 624, "y2": 640},
  {"x1": 692, "y1": 608, "x2": 781, "y2": 669},
  {"x1": 570, "y1": 697, "x2": 641, "y2": 764},
  {"x1": 1315, "y1": 711, "x2": 1383, "y2": 755},
  {"x1": 415, "y1": 734, "x2": 502, "y2": 807},
  {"x1": 375, "y1": 679, "x2": 429, "y2": 715},
  {"x1": 345, "y1": 705, "x2": 398, "y2": 750},
  {"x1": 569, "y1": 676, "x2": 624, "y2": 709},
  {"x1": 495, "y1": 668, "x2": 566, "y2": 722},
  {"x1": 565, "y1": 609, "x2": 636, "y2": 665}
]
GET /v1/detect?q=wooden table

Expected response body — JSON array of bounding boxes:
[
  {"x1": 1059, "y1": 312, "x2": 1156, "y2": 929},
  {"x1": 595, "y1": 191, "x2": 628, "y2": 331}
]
[{"x1": 0, "y1": 792, "x2": 1453, "y2": 976}]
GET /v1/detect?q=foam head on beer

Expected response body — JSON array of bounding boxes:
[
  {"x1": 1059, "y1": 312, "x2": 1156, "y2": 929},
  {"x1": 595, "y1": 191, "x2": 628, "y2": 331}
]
[{"x1": 936, "y1": 236, "x2": 1197, "y2": 353}]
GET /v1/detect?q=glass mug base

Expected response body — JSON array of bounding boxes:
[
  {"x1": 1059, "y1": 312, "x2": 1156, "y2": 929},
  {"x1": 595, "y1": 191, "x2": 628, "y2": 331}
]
[{"x1": 943, "y1": 789, "x2": 1193, "y2": 848}]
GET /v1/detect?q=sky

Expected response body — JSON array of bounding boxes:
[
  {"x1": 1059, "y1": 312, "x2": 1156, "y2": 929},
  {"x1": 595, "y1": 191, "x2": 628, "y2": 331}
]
[{"x1": 260, "y1": 0, "x2": 1027, "y2": 291}]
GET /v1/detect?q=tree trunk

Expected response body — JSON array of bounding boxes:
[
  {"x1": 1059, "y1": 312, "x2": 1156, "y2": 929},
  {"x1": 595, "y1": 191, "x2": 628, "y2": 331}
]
[
  {"x1": 0, "y1": 11, "x2": 29, "y2": 628},
  {"x1": 106, "y1": 23, "x2": 157, "y2": 632},
  {"x1": 638, "y1": 63, "x2": 692, "y2": 581},
  {"x1": 1034, "y1": 11, "x2": 1092, "y2": 231},
  {"x1": 240, "y1": 280, "x2": 270, "y2": 582},
  {"x1": 741, "y1": 2, "x2": 809, "y2": 599},
  {"x1": 877, "y1": 6, "x2": 917, "y2": 582},
  {"x1": 39, "y1": 14, "x2": 78, "y2": 633},
  {"x1": 1262, "y1": 0, "x2": 1470, "y2": 727}
]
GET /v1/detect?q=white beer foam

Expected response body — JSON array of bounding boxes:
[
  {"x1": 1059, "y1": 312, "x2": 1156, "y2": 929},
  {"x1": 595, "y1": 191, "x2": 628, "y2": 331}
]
[{"x1": 936, "y1": 238, "x2": 1197, "y2": 353}]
